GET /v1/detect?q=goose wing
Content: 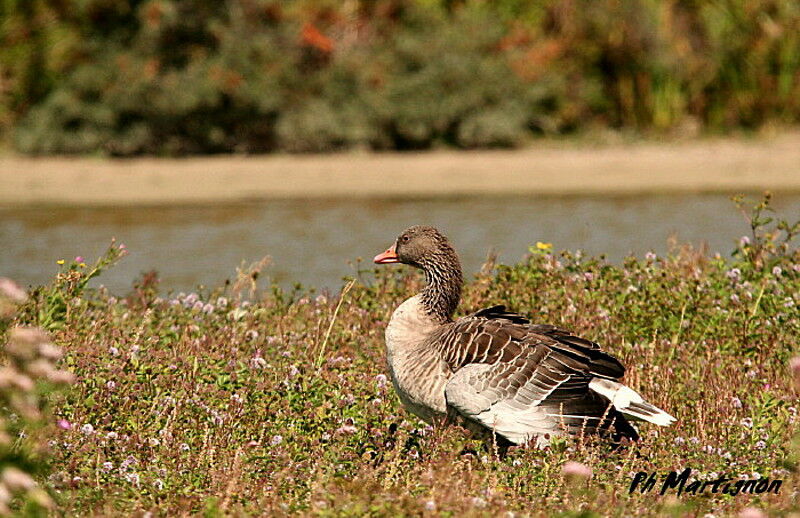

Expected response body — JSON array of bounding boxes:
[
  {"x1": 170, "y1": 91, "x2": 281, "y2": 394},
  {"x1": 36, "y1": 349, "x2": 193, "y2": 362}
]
[{"x1": 436, "y1": 309, "x2": 634, "y2": 445}]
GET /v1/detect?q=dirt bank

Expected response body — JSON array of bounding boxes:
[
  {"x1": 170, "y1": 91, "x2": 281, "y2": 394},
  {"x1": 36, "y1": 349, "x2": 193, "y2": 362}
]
[{"x1": 2, "y1": 134, "x2": 799, "y2": 206}]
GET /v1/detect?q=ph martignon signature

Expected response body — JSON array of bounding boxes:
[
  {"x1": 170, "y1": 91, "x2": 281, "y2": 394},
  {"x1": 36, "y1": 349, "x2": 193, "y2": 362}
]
[{"x1": 630, "y1": 468, "x2": 782, "y2": 496}]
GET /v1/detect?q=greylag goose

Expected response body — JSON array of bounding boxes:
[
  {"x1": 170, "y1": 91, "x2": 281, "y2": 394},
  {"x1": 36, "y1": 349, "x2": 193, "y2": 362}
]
[{"x1": 374, "y1": 225, "x2": 675, "y2": 448}]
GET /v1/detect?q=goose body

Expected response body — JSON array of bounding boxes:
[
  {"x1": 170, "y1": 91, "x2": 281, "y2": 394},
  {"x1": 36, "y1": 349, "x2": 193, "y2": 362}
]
[{"x1": 374, "y1": 226, "x2": 675, "y2": 448}]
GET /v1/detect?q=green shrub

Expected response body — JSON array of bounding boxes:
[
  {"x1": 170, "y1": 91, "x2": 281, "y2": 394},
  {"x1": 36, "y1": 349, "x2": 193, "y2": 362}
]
[{"x1": 4, "y1": 0, "x2": 800, "y2": 154}]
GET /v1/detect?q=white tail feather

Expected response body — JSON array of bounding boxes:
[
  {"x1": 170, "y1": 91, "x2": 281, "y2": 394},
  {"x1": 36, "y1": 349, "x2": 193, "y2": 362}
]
[{"x1": 589, "y1": 378, "x2": 676, "y2": 427}]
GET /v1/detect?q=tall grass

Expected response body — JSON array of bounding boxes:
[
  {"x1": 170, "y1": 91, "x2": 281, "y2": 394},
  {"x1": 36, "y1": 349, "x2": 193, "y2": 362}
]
[{"x1": 1, "y1": 196, "x2": 797, "y2": 515}]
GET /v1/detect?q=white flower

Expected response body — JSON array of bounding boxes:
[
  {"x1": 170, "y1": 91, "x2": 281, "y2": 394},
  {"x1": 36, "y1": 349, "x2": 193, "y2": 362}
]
[
  {"x1": 81, "y1": 424, "x2": 95, "y2": 435},
  {"x1": 731, "y1": 397, "x2": 742, "y2": 408},
  {"x1": 772, "y1": 266, "x2": 782, "y2": 277},
  {"x1": 180, "y1": 443, "x2": 190, "y2": 452},
  {"x1": 249, "y1": 357, "x2": 267, "y2": 369},
  {"x1": 739, "y1": 507, "x2": 766, "y2": 518},
  {"x1": 102, "y1": 462, "x2": 114, "y2": 472},
  {"x1": 375, "y1": 374, "x2": 388, "y2": 390},
  {"x1": 106, "y1": 431, "x2": 119, "y2": 440},
  {"x1": 741, "y1": 418, "x2": 753, "y2": 428},
  {"x1": 1, "y1": 467, "x2": 36, "y2": 490},
  {"x1": 561, "y1": 461, "x2": 592, "y2": 479},
  {"x1": 270, "y1": 435, "x2": 283, "y2": 446}
]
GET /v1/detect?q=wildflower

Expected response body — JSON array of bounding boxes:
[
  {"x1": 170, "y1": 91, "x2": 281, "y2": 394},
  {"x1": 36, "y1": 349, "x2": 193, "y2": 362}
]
[
  {"x1": 772, "y1": 266, "x2": 782, "y2": 277},
  {"x1": 336, "y1": 418, "x2": 357, "y2": 435},
  {"x1": 245, "y1": 330, "x2": 259, "y2": 341},
  {"x1": 2, "y1": 467, "x2": 36, "y2": 490},
  {"x1": 673, "y1": 437, "x2": 685, "y2": 445},
  {"x1": 583, "y1": 272, "x2": 595, "y2": 282},
  {"x1": 739, "y1": 507, "x2": 766, "y2": 518},
  {"x1": 731, "y1": 396, "x2": 742, "y2": 408},
  {"x1": 423, "y1": 500, "x2": 436, "y2": 511},
  {"x1": 741, "y1": 417, "x2": 753, "y2": 428},
  {"x1": 0, "y1": 278, "x2": 27, "y2": 303},
  {"x1": 106, "y1": 431, "x2": 118, "y2": 440},
  {"x1": 109, "y1": 346, "x2": 120, "y2": 356},
  {"x1": 154, "y1": 479, "x2": 164, "y2": 491},
  {"x1": 789, "y1": 357, "x2": 800, "y2": 382},
  {"x1": 739, "y1": 236, "x2": 751, "y2": 246},
  {"x1": 562, "y1": 461, "x2": 592, "y2": 480},
  {"x1": 202, "y1": 303, "x2": 215, "y2": 314},
  {"x1": 56, "y1": 419, "x2": 71, "y2": 430},
  {"x1": 249, "y1": 356, "x2": 267, "y2": 369},
  {"x1": 102, "y1": 462, "x2": 113, "y2": 472},
  {"x1": 726, "y1": 268, "x2": 741, "y2": 281},
  {"x1": 470, "y1": 497, "x2": 487, "y2": 508},
  {"x1": 192, "y1": 300, "x2": 204, "y2": 311},
  {"x1": 148, "y1": 438, "x2": 160, "y2": 447},
  {"x1": 106, "y1": 380, "x2": 116, "y2": 390},
  {"x1": 689, "y1": 437, "x2": 699, "y2": 444},
  {"x1": 216, "y1": 297, "x2": 228, "y2": 308},
  {"x1": 730, "y1": 293, "x2": 740, "y2": 304},
  {"x1": 755, "y1": 440, "x2": 766, "y2": 449},
  {"x1": 645, "y1": 251, "x2": 657, "y2": 261},
  {"x1": 56, "y1": 259, "x2": 65, "y2": 265},
  {"x1": 179, "y1": 443, "x2": 190, "y2": 452},
  {"x1": 315, "y1": 294, "x2": 328, "y2": 305},
  {"x1": 124, "y1": 472, "x2": 140, "y2": 486},
  {"x1": 270, "y1": 435, "x2": 283, "y2": 446},
  {"x1": 80, "y1": 424, "x2": 95, "y2": 435},
  {"x1": 536, "y1": 242, "x2": 553, "y2": 251},
  {"x1": 288, "y1": 365, "x2": 300, "y2": 377}
]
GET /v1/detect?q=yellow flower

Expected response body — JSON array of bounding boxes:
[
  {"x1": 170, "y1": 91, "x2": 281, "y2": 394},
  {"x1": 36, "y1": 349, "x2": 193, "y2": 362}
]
[
  {"x1": 56, "y1": 259, "x2": 65, "y2": 265},
  {"x1": 79, "y1": 263, "x2": 87, "y2": 268},
  {"x1": 536, "y1": 241, "x2": 553, "y2": 251}
]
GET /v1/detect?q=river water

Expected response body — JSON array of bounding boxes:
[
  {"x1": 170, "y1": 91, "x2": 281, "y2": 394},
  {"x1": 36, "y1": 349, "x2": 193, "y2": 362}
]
[{"x1": 2, "y1": 193, "x2": 798, "y2": 295}]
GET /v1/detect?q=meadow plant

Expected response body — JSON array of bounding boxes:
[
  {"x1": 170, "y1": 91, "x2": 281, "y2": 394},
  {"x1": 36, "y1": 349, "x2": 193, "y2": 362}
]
[
  {"x1": 8, "y1": 196, "x2": 800, "y2": 515},
  {"x1": 0, "y1": 279, "x2": 73, "y2": 515}
]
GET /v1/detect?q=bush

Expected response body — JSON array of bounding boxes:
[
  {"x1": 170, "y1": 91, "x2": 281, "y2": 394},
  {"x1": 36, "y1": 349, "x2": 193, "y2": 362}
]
[{"x1": 4, "y1": 0, "x2": 800, "y2": 155}]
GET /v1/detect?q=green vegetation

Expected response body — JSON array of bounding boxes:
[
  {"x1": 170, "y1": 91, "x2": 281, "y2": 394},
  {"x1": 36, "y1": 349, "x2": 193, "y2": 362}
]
[
  {"x1": 2, "y1": 0, "x2": 800, "y2": 155},
  {"x1": 0, "y1": 196, "x2": 797, "y2": 515}
]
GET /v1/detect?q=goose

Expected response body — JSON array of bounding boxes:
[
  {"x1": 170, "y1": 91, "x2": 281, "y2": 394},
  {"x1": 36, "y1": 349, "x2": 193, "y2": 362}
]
[{"x1": 373, "y1": 225, "x2": 675, "y2": 449}]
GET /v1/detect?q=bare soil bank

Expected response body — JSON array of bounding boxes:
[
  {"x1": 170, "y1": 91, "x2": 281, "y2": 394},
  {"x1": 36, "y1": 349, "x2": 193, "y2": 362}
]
[{"x1": 2, "y1": 134, "x2": 799, "y2": 206}]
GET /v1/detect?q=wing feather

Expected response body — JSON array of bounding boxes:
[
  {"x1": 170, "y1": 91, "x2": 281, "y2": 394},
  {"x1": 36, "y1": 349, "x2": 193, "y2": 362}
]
[{"x1": 438, "y1": 306, "x2": 634, "y2": 445}]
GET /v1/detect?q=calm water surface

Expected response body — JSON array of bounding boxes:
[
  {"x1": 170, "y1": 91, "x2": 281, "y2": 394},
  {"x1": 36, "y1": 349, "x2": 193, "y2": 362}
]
[{"x1": 2, "y1": 194, "x2": 799, "y2": 295}]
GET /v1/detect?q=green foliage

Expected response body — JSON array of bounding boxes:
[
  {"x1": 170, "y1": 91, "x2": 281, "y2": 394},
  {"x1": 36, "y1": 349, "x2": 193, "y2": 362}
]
[
  {"x1": 21, "y1": 241, "x2": 128, "y2": 332},
  {"x1": 6, "y1": 196, "x2": 797, "y2": 515},
  {"x1": 3, "y1": 0, "x2": 800, "y2": 154}
]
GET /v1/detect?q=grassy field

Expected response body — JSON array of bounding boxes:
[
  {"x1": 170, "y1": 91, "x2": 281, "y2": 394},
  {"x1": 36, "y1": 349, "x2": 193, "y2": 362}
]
[{"x1": 2, "y1": 196, "x2": 799, "y2": 516}]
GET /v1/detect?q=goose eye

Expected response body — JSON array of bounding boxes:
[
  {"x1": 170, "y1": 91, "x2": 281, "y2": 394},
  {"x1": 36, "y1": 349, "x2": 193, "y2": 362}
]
[{"x1": 401, "y1": 236, "x2": 410, "y2": 243}]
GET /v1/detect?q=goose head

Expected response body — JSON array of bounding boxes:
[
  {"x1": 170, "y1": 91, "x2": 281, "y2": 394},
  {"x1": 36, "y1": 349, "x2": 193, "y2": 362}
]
[
  {"x1": 373, "y1": 226, "x2": 450, "y2": 268},
  {"x1": 374, "y1": 226, "x2": 463, "y2": 320}
]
